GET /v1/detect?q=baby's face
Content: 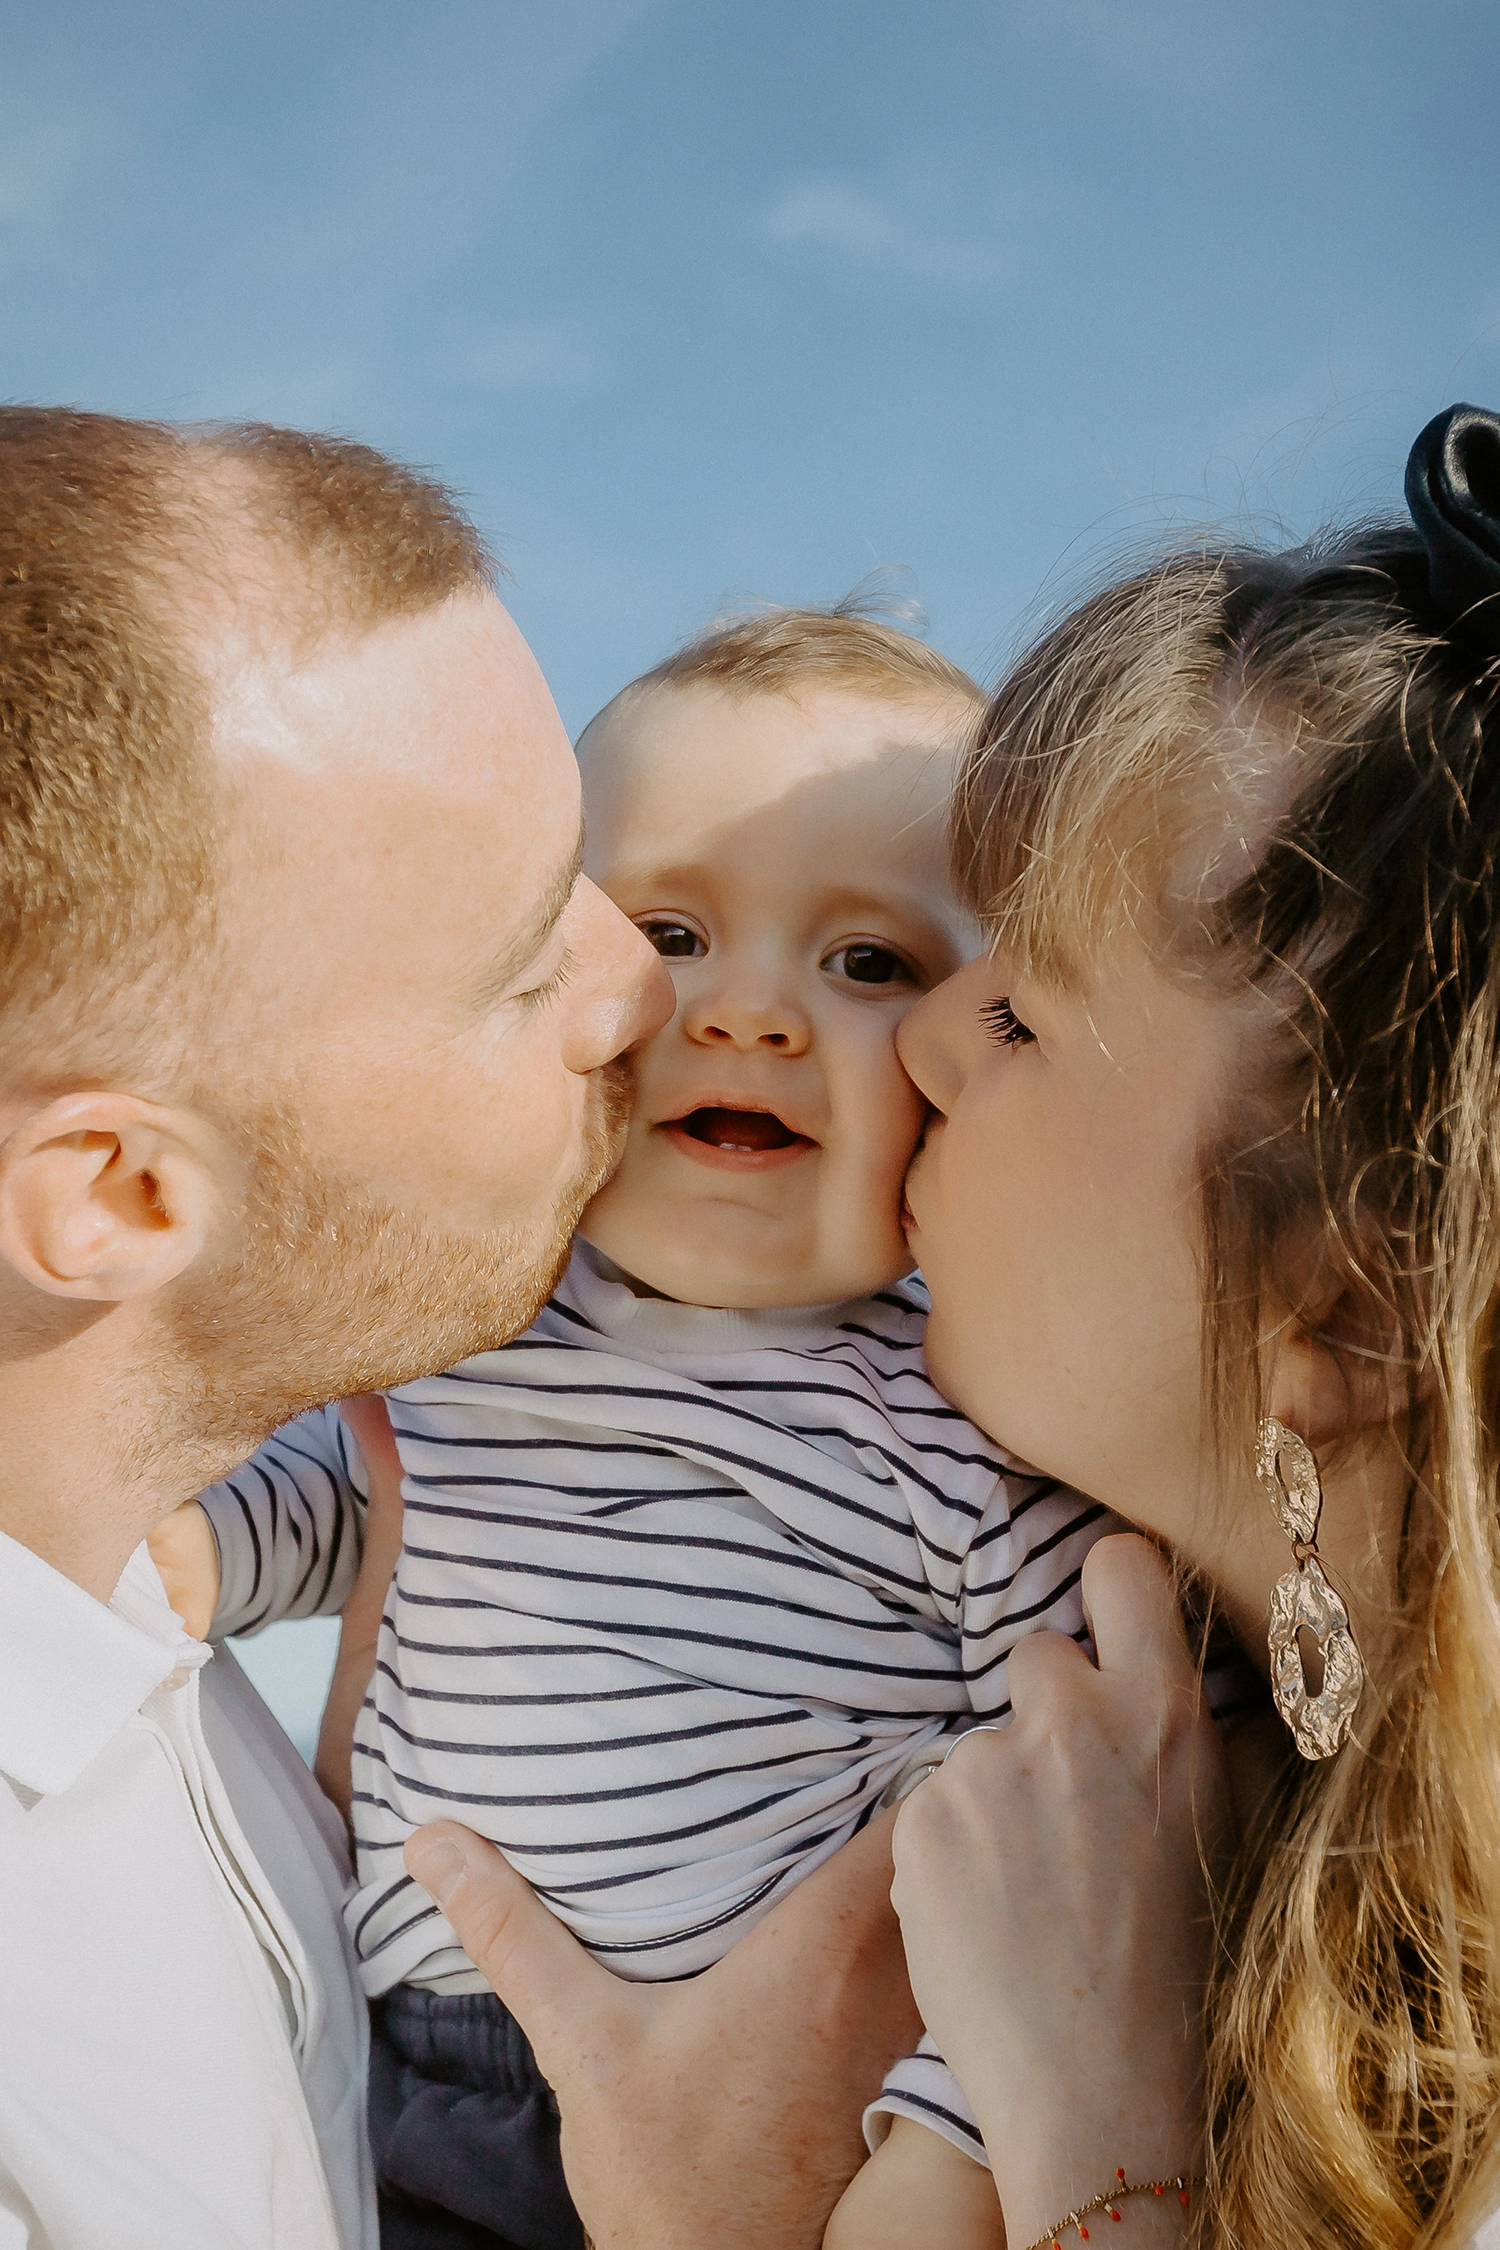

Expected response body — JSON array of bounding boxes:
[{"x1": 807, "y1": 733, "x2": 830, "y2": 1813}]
[{"x1": 577, "y1": 681, "x2": 978, "y2": 1308}]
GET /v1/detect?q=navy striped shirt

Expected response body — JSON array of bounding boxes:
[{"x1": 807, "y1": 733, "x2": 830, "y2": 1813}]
[{"x1": 203, "y1": 1247, "x2": 1114, "y2": 2165}]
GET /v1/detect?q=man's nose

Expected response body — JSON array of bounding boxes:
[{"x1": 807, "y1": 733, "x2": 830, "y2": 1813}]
[
  {"x1": 682, "y1": 973, "x2": 811, "y2": 1057},
  {"x1": 630, "y1": 948, "x2": 676, "y2": 1048},
  {"x1": 563, "y1": 884, "x2": 675, "y2": 1072}
]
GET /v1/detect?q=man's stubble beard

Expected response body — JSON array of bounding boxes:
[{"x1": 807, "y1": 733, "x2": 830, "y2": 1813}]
[{"x1": 153, "y1": 1056, "x2": 632, "y2": 1473}]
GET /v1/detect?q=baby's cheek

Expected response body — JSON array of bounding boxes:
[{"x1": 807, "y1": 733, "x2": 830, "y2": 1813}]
[
  {"x1": 815, "y1": 1038, "x2": 926, "y2": 1282},
  {"x1": 851, "y1": 1027, "x2": 930, "y2": 1176},
  {"x1": 575, "y1": 1118, "x2": 659, "y2": 1250}
]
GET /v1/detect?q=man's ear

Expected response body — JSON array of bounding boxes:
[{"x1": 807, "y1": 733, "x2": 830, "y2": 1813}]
[{"x1": 0, "y1": 1091, "x2": 230, "y2": 1303}]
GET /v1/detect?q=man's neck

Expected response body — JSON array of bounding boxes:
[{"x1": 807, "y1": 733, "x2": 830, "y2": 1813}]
[{"x1": 0, "y1": 1302, "x2": 207, "y2": 1604}]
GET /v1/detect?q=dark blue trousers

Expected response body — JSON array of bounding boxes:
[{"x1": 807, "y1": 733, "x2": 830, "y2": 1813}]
[{"x1": 370, "y1": 1985, "x2": 585, "y2": 2250}]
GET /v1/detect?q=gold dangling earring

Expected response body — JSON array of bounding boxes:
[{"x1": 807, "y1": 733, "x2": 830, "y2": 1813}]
[{"x1": 1256, "y1": 1417, "x2": 1364, "y2": 1760}]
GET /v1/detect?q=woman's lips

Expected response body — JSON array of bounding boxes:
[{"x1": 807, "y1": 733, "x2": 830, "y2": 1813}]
[
  {"x1": 900, "y1": 1148, "x2": 926, "y2": 1232},
  {"x1": 661, "y1": 1105, "x2": 817, "y2": 1172}
]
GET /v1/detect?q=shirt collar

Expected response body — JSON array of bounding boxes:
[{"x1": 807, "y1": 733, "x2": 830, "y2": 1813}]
[
  {"x1": 559, "y1": 1241, "x2": 877, "y2": 1359},
  {"x1": 0, "y1": 1531, "x2": 210, "y2": 1798}
]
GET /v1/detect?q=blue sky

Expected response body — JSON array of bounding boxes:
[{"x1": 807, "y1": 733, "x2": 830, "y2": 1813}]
[
  {"x1": 8, "y1": 0, "x2": 1494, "y2": 1749},
  {"x1": 3, "y1": 2, "x2": 1498, "y2": 735}
]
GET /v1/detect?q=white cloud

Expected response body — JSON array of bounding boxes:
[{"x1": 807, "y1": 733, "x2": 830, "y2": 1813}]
[
  {"x1": 459, "y1": 317, "x2": 598, "y2": 393},
  {"x1": 759, "y1": 177, "x2": 1021, "y2": 294}
]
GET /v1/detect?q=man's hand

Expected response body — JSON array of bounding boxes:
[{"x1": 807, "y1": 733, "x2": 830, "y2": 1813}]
[
  {"x1": 313, "y1": 1394, "x2": 405, "y2": 1823},
  {"x1": 406, "y1": 1812, "x2": 922, "y2": 2250},
  {"x1": 146, "y1": 1500, "x2": 222, "y2": 1640}
]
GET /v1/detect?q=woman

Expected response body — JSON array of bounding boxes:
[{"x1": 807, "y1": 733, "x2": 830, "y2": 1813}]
[{"x1": 888, "y1": 403, "x2": 1500, "y2": 2249}]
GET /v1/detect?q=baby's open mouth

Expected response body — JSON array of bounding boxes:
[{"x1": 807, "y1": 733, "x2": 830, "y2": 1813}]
[
  {"x1": 679, "y1": 1106, "x2": 813, "y2": 1153},
  {"x1": 662, "y1": 1105, "x2": 817, "y2": 1167}
]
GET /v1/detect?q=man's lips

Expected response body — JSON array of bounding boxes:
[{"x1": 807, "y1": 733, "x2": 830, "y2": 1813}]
[{"x1": 659, "y1": 1104, "x2": 818, "y2": 1171}]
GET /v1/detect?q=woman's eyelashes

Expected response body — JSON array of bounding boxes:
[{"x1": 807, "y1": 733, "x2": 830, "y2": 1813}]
[
  {"x1": 821, "y1": 940, "x2": 922, "y2": 990},
  {"x1": 979, "y1": 995, "x2": 1036, "y2": 1049},
  {"x1": 637, "y1": 917, "x2": 707, "y2": 960}
]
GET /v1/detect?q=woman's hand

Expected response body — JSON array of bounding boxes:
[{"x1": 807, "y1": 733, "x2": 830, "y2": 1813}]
[
  {"x1": 890, "y1": 1534, "x2": 1229, "y2": 2247},
  {"x1": 406, "y1": 1807, "x2": 922, "y2": 2250}
]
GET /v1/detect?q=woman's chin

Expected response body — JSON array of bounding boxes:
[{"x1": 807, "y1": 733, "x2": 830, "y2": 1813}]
[{"x1": 923, "y1": 1313, "x2": 1021, "y2": 1448}]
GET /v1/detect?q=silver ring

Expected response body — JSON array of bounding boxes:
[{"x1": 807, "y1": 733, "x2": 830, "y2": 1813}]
[
  {"x1": 877, "y1": 1721, "x2": 1009, "y2": 1810},
  {"x1": 877, "y1": 1756, "x2": 947, "y2": 1810},
  {"x1": 939, "y1": 1720, "x2": 1006, "y2": 1767}
]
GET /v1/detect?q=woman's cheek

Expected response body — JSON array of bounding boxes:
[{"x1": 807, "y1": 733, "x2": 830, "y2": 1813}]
[{"x1": 921, "y1": 1105, "x2": 1035, "y2": 1406}]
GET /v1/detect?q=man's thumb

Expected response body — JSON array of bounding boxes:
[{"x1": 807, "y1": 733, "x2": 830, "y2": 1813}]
[{"x1": 404, "y1": 1822, "x2": 613, "y2": 2082}]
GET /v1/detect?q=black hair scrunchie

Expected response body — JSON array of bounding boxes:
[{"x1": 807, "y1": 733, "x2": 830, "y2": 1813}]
[{"x1": 1404, "y1": 403, "x2": 1500, "y2": 658}]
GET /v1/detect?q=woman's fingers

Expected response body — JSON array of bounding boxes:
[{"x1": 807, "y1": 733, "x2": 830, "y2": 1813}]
[
  {"x1": 1081, "y1": 1532, "x2": 1197, "y2": 1690},
  {"x1": 1001, "y1": 1622, "x2": 1090, "y2": 1708},
  {"x1": 998, "y1": 1538, "x2": 1197, "y2": 1727},
  {"x1": 404, "y1": 1821, "x2": 625, "y2": 2090},
  {"x1": 1001, "y1": 1539, "x2": 1206, "y2": 1784}
]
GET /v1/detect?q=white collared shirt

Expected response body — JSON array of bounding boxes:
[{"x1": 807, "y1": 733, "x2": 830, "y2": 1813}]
[{"x1": 0, "y1": 1532, "x2": 376, "y2": 2250}]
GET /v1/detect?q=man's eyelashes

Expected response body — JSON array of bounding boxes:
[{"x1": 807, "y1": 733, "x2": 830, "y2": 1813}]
[{"x1": 516, "y1": 947, "x2": 576, "y2": 1011}]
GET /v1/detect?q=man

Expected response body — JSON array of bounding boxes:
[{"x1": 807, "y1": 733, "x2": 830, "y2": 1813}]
[{"x1": 0, "y1": 410, "x2": 917, "y2": 2250}]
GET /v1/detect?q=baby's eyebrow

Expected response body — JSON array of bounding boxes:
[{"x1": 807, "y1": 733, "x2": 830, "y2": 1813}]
[
  {"x1": 814, "y1": 881, "x2": 953, "y2": 929},
  {"x1": 471, "y1": 822, "x2": 585, "y2": 1005}
]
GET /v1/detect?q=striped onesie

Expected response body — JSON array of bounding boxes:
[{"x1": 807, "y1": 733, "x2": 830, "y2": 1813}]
[{"x1": 202, "y1": 1243, "x2": 1113, "y2": 2165}]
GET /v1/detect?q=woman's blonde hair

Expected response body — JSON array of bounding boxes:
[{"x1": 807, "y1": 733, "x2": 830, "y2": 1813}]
[{"x1": 955, "y1": 527, "x2": 1500, "y2": 2248}]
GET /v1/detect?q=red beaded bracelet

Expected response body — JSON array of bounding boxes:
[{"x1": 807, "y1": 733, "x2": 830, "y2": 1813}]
[{"x1": 1021, "y1": 2168, "x2": 1199, "y2": 2249}]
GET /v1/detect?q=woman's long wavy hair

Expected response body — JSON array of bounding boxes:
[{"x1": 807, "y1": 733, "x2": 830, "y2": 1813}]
[{"x1": 954, "y1": 528, "x2": 1500, "y2": 2249}]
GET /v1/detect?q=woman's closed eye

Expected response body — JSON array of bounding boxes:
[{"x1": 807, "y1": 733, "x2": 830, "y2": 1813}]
[
  {"x1": 822, "y1": 940, "x2": 923, "y2": 991},
  {"x1": 980, "y1": 995, "x2": 1036, "y2": 1048}
]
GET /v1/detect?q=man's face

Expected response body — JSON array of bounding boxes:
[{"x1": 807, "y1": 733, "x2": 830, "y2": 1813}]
[{"x1": 182, "y1": 588, "x2": 671, "y2": 1427}]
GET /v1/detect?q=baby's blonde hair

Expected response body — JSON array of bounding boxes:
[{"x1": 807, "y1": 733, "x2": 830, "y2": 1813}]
[
  {"x1": 617, "y1": 592, "x2": 984, "y2": 711},
  {"x1": 957, "y1": 528, "x2": 1500, "y2": 2249}
]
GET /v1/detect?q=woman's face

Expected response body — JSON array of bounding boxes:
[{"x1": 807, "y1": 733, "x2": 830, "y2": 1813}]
[{"x1": 897, "y1": 944, "x2": 1236, "y2": 1538}]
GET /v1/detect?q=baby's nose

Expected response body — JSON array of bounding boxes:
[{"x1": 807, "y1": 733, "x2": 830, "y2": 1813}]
[{"x1": 686, "y1": 985, "x2": 811, "y2": 1055}]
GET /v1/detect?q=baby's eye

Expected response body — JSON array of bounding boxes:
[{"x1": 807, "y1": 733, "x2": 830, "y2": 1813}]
[
  {"x1": 979, "y1": 996, "x2": 1036, "y2": 1049},
  {"x1": 822, "y1": 942, "x2": 920, "y2": 989},
  {"x1": 637, "y1": 917, "x2": 707, "y2": 960}
]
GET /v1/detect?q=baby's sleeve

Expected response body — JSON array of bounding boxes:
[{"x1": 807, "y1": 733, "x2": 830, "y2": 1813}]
[
  {"x1": 863, "y1": 2033, "x2": 988, "y2": 2168},
  {"x1": 959, "y1": 1471, "x2": 1114, "y2": 1718},
  {"x1": 199, "y1": 1403, "x2": 370, "y2": 1638}
]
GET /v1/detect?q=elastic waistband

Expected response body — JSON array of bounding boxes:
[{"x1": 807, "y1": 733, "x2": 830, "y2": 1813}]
[{"x1": 377, "y1": 1983, "x2": 551, "y2": 2098}]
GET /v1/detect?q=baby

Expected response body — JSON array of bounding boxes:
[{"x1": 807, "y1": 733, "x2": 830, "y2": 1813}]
[{"x1": 164, "y1": 606, "x2": 1112, "y2": 2250}]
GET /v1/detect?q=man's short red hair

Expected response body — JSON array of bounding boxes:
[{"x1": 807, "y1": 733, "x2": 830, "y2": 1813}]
[{"x1": 0, "y1": 409, "x2": 492, "y2": 1063}]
